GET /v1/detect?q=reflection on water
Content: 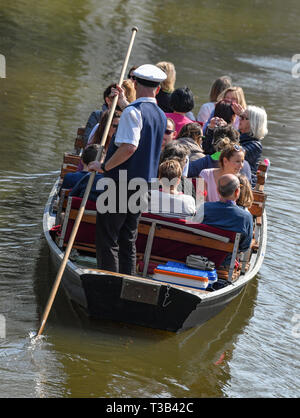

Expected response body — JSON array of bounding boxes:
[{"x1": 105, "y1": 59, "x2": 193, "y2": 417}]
[
  {"x1": 31, "y1": 240, "x2": 260, "y2": 397},
  {"x1": 0, "y1": 0, "x2": 299, "y2": 398}
]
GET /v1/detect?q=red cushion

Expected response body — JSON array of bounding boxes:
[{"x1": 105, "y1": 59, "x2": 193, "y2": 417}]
[
  {"x1": 64, "y1": 197, "x2": 96, "y2": 245},
  {"x1": 137, "y1": 213, "x2": 236, "y2": 268}
]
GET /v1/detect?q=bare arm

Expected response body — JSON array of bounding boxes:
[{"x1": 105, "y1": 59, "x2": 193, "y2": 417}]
[{"x1": 88, "y1": 143, "x2": 137, "y2": 173}]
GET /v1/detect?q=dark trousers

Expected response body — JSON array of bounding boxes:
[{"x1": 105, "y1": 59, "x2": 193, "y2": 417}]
[{"x1": 95, "y1": 187, "x2": 141, "y2": 275}]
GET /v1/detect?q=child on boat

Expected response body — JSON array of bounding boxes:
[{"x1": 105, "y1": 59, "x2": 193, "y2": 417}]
[{"x1": 149, "y1": 159, "x2": 196, "y2": 218}]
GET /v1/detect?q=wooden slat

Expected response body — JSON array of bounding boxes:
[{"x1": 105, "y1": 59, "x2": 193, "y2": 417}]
[
  {"x1": 249, "y1": 202, "x2": 264, "y2": 217},
  {"x1": 74, "y1": 127, "x2": 85, "y2": 150},
  {"x1": 63, "y1": 153, "x2": 81, "y2": 166},
  {"x1": 252, "y1": 190, "x2": 267, "y2": 203},
  {"x1": 138, "y1": 222, "x2": 234, "y2": 252},
  {"x1": 68, "y1": 209, "x2": 97, "y2": 224}
]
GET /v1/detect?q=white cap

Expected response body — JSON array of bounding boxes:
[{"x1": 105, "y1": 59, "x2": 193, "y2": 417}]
[{"x1": 133, "y1": 64, "x2": 167, "y2": 83}]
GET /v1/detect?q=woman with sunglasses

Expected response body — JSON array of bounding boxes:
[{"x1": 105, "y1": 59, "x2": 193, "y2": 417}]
[
  {"x1": 161, "y1": 118, "x2": 177, "y2": 150},
  {"x1": 238, "y1": 105, "x2": 268, "y2": 187},
  {"x1": 88, "y1": 110, "x2": 121, "y2": 153}
]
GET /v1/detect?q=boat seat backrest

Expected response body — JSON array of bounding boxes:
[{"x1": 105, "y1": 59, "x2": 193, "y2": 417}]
[
  {"x1": 136, "y1": 213, "x2": 237, "y2": 268},
  {"x1": 59, "y1": 198, "x2": 238, "y2": 269},
  {"x1": 249, "y1": 190, "x2": 267, "y2": 218}
]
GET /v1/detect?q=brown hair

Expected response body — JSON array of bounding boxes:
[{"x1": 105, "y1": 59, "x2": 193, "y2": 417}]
[
  {"x1": 90, "y1": 110, "x2": 121, "y2": 149},
  {"x1": 177, "y1": 122, "x2": 203, "y2": 146},
  {"x1": 209, "y1": 76, "x2": 232, "y2": 102},
  {"x1": 219, "y1": 143, "x2": 245, "y2": 168},
  {"x1": 237, "y1": 174, "x2": 254, "y2": 208},
  {"x1": 159, "y1": 159, "x2": 182, "y2": 182}
]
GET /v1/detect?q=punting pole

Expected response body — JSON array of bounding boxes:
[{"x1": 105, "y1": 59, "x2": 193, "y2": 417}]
[{"x1": 37, "y1": 27, "x2": 138, "y2": 337}]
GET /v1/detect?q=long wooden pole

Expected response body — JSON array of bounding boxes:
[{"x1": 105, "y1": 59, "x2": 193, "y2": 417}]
[{"x1": 37, "y1": 26, "x2": 138, "y2": 337}]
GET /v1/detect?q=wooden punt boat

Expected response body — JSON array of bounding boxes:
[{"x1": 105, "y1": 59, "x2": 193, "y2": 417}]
[{"x1": 42, "y1": 130, "x2": 268, "y2": 332}]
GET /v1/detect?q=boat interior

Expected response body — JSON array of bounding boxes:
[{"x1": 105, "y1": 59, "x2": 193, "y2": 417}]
[{"x1": 49, "y1": 128, "x2": 268, "y2": 293}]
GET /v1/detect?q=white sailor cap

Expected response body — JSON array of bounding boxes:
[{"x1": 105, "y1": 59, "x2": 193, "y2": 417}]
[{"x1": 133, "y1": 64, "x2": 167, "y2": 85}]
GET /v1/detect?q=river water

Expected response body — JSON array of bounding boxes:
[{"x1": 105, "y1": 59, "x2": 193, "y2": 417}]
[{"x1": 0, "y1": 0, "x2": 299, "y2": 398}]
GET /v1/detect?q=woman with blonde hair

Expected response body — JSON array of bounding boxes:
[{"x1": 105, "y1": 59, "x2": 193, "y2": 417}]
[
  {"x1": 155, "y1": 61, "x2": 176, "y2": 113},
  {"x1": 197, "y1": 75, "x2": 232, "y2": 124}
]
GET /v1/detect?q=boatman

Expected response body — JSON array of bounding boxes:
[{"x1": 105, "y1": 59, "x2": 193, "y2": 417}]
[{"x1": 89, "y1": 64, "x2": 167, "y2": 275}]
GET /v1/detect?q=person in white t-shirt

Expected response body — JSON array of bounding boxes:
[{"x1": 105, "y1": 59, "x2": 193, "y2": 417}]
[
  {"x1": 149, "y1": 159, "x2": 195, "y2": 218},
  {"x1": 197, "y1": 76, "x2": 232, "y2": 124}
]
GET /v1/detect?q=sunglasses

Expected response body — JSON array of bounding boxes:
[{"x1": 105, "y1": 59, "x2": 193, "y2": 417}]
[
  {"x1": 165, "y1": 129, "x2": 174, "y2": 135},
  {"x1": 129, "y1": 75, "x2": 136, "y2": 80},
  {"x1": 112, "y1": 124, "x2": 119, "y2": 129}
]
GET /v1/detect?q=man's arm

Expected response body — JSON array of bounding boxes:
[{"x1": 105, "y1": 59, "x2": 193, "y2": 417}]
[
  {"x1": 104, "y1": 143, "x2": 136, "y2": 171},
  {"x1": 88, "y1": 143, "x2": 137, "y2": 173}
]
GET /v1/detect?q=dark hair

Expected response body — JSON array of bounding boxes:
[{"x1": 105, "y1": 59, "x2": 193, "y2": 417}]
[
  {"x1": 170, "y1": 87, "x2": 194, "y2": 113},
  {"x1": 178, "y1": 122, "x2": 203, "y2": 146},
  {"x1": 127, "y1": 66, "x2": 138, "y2": 78},
  {"x1": 103, "y1": 83, "x2": 116, "y2": 101},
  {"x1": 213, "y1": 125, "x2": 240, "y2": 147},
  {"x1": 214, "y1": 101, "x2": 235, "y2": 124},
  {"x1": 160, "y1": 140, "x2": 189, "y2": 170},
  {"x1": 82, "y1": 144, "x2": 98, "y2": 165},
  {"x1": 90, "y1": 110, "x2": 121, "y2": 148}
]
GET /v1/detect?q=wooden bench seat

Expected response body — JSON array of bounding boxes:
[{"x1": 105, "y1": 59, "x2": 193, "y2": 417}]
[{"x1": 56, "y1": 197, "x2": 241, "y2": 283}]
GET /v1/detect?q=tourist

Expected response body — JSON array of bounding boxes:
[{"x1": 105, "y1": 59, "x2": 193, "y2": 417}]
[
  {"x1": 149, "y1": 159, "x2": 196, "y2": 217},
  {"x1": 160, "y1": 140, "x2": 194, "y2": 198},
  {"x1": 194, "y1": 174, "x2": 253, "y2": 252},
  {"x1": 202, "y1": 100, "x2": 237, "y2": 148},
  {"x1": 237, "y1": 173, "x2": 254, "y2": 209},
  {"x1": 83, "y1": 80, "x2": 135, "y2": 143},
  {"x1": 216, "y1": 86, "x2": 247, "y2": 130},
  {"x1": 200, "y1": 142, "x2": 246, "y2": 202},
  {"x1": 239, "y1": 105, "x2": 268, "y2": 187},
  {"x1": 60, "y1": 145, "x2": 98, "y2": 192},
  {"x1": 161, "y1": 118, "x2": 177, "y2": 150},
  {"x1": 197, "y1": 75, "x2": 232, "y2": 124},
  {"x1": 165, "y1": 87, "x2": 195, "y2": 134},
  {"x1": 177, "y1": 122, "x2": 205, "y2": 161},
  {"x1": 188, "y1": 127, "x2": 251, "y2": 183},
  {"x1": 88, "y1": 64, "x2": 167, "y2": 275},
  {"x1": 156, "y1": 61, "x2": 176, "y2": 113},
  {"x1": 88, "y1": 110, "x2": 121, "y2": 149}
]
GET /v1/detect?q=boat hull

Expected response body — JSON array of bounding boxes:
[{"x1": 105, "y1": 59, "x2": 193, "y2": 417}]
[{"x1": 43, "y1": 179, "x2": 267, "y2": 332}]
